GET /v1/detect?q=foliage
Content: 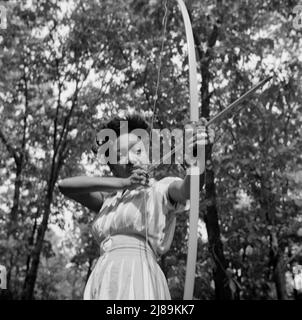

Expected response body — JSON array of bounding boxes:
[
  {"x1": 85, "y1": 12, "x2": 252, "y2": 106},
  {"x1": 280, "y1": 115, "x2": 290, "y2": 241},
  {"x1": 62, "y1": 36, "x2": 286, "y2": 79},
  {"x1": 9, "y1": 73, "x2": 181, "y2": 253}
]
[{"x1": 0, "y1": 0, "x2": 301, "y2": 299}]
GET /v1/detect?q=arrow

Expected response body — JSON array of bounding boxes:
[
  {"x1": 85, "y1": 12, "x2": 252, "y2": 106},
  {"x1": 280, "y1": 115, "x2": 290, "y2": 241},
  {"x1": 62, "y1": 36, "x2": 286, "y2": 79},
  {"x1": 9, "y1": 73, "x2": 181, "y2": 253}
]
[{"x1": 147, "y1": 75, "x2": 273, "y2": 173}]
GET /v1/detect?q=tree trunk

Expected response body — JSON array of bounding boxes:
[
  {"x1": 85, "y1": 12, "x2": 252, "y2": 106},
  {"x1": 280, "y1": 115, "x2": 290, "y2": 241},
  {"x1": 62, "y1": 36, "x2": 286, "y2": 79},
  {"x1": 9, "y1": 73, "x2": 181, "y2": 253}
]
[
  {"x1": 23, "y1": 208, "x2": 39, "y2": 289},
  {"x1": 21, "y1": 171, "x2": 57, "y2": 300},
  {"x1": 22, "y1": 198, "x2": 52, "y2": 299},
  {"x1": 9, "y1": 162, "x2": 22, "y2": 235},
  {"x1": 204, "y1": 168, "x2": 233, "y2": 299},
  {"x1": 188, "y1": 1, "x2": 232, "y2": 300},
  {"x1": 5, "y1": 154, "x2": 24, "y2": 298},
  {"x1": 6, "y1": 162, "x2": 22, "y2": 296},
  {"x1": 273, "y1": 259, "x2": 287, "y2": 300},
  {"x1": 270, "y1": 231, "x2": 288, "y2": 300}
]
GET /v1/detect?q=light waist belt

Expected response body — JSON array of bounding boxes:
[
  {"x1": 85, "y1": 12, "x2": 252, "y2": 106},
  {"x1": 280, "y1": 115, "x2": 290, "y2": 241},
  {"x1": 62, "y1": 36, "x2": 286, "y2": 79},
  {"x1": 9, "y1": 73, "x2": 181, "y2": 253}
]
[{"x1": 100, "y1": 234, "x2": 158, "y2": 259}]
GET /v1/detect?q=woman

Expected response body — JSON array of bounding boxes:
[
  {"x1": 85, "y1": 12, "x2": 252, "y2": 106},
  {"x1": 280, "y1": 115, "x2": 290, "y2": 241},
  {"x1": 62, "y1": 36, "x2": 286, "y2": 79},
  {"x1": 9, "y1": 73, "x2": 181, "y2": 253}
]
[{"x1": 58, "y1": 113, "x2": 213, "y2": 300}]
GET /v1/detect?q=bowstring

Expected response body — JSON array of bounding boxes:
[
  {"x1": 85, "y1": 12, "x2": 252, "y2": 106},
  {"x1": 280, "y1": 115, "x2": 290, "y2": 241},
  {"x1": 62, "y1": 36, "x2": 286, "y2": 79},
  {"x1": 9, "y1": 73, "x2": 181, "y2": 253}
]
[
  {"x1": 145, "y1": 0, "x2": 169, "y2": 254},
  {"x1": 150, "y1": 0, "x2": 169, "y2": 132}
]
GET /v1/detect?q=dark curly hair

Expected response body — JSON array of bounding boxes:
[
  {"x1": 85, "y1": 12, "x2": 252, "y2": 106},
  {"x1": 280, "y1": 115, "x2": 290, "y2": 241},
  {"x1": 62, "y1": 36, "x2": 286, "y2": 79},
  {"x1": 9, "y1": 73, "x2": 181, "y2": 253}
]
[{"x1": 91, "y1": 112, "x2": 150, "y2": 155}]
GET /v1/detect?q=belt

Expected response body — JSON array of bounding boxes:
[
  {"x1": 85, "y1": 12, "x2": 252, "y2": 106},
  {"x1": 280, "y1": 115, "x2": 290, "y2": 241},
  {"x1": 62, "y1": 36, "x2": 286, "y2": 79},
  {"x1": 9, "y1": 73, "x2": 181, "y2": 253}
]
[{"x1": 100, "y1": 234, "x2": 158, "y2": 259}]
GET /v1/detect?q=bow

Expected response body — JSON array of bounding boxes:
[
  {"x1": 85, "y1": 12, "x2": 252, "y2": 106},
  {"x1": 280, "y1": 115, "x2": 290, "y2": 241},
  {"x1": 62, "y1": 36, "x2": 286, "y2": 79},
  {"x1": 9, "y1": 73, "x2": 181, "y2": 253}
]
[
  {"x1": 176, "y1": 0, "x2": 200, "y2": 300},
  {"x1": 175, "y1": 1, "x2": 273, "y2": 300}
]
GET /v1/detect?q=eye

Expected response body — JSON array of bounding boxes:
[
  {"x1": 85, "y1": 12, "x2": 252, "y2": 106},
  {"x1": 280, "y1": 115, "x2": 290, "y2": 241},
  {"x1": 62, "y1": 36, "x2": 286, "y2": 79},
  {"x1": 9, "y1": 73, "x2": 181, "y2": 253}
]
[{"x1": 136, "y1": 149, "x2": 142, "y2": 155}]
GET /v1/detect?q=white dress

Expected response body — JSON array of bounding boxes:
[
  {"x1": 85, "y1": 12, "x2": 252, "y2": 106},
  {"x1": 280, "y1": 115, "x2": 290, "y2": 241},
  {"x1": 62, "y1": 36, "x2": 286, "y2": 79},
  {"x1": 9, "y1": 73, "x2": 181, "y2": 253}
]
[{"x1": 83, "y1": 177, "x2": 190, "y2": 300}]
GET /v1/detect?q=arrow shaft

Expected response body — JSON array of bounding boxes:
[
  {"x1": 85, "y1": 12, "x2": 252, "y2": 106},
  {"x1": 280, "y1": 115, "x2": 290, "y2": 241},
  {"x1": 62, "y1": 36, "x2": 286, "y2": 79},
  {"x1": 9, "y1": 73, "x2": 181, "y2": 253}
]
[{"x1": 148, "y1": 76, "x2": 272, "y2": 173}]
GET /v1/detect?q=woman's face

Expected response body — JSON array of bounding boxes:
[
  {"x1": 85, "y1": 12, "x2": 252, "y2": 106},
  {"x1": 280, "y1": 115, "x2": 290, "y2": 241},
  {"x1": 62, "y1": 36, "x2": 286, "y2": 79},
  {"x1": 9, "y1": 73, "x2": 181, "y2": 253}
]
[{"x1": 110, "y1": 132, "x2": 149, "y2": 178}]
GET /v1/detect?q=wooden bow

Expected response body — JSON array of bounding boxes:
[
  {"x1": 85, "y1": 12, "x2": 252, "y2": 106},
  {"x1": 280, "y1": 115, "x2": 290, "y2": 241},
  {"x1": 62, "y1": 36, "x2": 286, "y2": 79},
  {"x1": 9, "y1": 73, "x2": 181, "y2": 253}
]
[
  {"x1": 176, "y1": 0, "x2": 201, "y2": 300},
  {"x1": 175, "y1": 1, "x2": 272, "y2": 300},
  {"x1": 149, "y1": 0, "x2": 272, "y2": 300}
]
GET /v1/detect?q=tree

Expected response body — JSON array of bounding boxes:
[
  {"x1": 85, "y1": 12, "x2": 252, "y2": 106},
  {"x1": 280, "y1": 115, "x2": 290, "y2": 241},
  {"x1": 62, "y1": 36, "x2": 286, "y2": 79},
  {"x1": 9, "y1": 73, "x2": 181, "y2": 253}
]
[{"x1": 1, "y1": 0, "x2": 301, "y2": 300}]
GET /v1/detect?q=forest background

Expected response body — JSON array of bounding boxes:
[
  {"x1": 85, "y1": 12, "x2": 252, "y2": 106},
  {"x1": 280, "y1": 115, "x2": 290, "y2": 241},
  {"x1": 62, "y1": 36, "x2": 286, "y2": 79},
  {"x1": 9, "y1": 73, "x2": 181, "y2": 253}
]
[{"x1": 0, "y1": 0, "x2": 302, "y2": 300}]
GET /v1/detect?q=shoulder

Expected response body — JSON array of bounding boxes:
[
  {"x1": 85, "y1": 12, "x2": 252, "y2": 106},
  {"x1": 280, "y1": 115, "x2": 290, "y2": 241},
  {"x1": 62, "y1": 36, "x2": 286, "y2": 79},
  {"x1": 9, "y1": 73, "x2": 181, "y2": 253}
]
[
  {"x1": 154, "y1": 176, "x2": 183, "y2": 187},
  {"x1": 151, "y1": 176, "x2": 189, "y2": 212},
  {"x1": 153, "y1": 177, "x2": 183, "y2": 198},
  {"x1": 160, "y1": 177, "x2": 190, "y2": 213}
]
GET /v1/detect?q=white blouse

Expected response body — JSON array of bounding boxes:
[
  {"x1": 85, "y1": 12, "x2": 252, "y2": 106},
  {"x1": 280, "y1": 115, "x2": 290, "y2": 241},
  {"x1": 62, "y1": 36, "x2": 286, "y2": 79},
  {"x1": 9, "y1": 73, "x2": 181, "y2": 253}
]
[{"x1": 91, "y1": 177, "x2": 190, "y2": 256}]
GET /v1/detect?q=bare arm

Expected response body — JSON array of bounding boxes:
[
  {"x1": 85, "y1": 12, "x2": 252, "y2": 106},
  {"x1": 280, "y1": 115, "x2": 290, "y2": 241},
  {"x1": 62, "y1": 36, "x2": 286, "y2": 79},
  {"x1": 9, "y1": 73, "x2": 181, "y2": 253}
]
[
  {"x1": 168, "y1": 119, "x2": 214, "y2": 204},
  {"x1": 58, "y1": 176, "x2": 129, "y2": 194},
  {"x1": 58, "y1": 169, "x2": 148, "y2": 213},
  {"x1": 168, "y1": 175, "x2": 189, "y2": 204},
  {"x1": 58, "y1": 176, "x2": 129, "y2": 213},
  {"x1": 168, "y1": 173, "x2": 205, "y2": 204}
]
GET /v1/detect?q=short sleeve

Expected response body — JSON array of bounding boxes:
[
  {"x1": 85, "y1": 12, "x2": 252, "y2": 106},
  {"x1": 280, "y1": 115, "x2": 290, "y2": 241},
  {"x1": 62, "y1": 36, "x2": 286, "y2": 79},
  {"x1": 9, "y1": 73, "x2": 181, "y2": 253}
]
[{"x1": 155, "y1": 177, "x2": 190, "y2": 215}]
